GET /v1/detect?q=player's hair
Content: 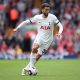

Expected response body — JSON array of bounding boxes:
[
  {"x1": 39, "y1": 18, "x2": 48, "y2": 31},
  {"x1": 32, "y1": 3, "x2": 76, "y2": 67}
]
[{"x1": 41, "y1": 3, "x2": 50, "y2": 9}]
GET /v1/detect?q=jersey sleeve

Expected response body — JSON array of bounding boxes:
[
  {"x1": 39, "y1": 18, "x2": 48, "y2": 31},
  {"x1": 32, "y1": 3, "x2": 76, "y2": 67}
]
[
  {"x1": 53, "y1": 15, "x2": 59, "y2": 24},
  {"x1": 29, "y1": 15, "x2": 38, "y2": 23}
]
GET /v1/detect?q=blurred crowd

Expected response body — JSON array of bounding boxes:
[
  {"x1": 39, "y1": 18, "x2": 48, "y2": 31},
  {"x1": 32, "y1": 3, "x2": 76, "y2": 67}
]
[{"x1": 0, "y1": 0, "x2": 80, "y2": 59}]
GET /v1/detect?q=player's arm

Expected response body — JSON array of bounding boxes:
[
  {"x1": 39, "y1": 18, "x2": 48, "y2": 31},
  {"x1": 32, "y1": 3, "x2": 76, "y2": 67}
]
[
  {"x1": 13, "y1": 15, "x2": 38, "y2": 32},
  {"x1": 55, "y1": 22, "x2": 63, "y2": 39},
  {"x1": 13, "y1": 19, "x2": 32, "y2": 32},
  {"x1": 53, "y1": 15, "x2": 63, "y2": 39},
  {"x1": 56, "y1": 22, "x2": 63, "y2": 35}
]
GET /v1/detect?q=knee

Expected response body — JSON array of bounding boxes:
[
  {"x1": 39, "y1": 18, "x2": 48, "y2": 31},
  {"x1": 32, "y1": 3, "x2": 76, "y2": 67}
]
[
  {"x1": 32, "y1": 47, "x2": 38, "y2": 53},
  {"x1": 36, "y1": 54, "x2": 42, "y2": 61}
]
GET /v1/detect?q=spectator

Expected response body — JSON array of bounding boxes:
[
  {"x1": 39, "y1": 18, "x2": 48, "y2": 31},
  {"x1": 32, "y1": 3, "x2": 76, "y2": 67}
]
[
  {"x1": 7, "y1": 44, "x2": 16, "y2": 59},
  {"x1": 15, "y1": 44, "x2": 22, "y2": 59},
  {"x1": 0, "y1": 0, "x2": 80, "y2": 59}
]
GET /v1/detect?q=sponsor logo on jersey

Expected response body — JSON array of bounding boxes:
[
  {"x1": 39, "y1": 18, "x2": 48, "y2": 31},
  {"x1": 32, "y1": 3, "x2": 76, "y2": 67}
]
[{"x1": 40, "y1": 26, "x2": 50, "y2": 30}]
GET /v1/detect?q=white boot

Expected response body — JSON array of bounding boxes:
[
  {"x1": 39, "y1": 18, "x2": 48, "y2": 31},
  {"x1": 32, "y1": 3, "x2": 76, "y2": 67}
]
[
  {"x1": 21, "y1": 63, "x2": 30, "y2": 75},
  {"x1": 21, "y1": 68, "x2": 27, "y2": 75},
  {"x1": 21, "y1": 66, "x2": 36, "y2": 75}
]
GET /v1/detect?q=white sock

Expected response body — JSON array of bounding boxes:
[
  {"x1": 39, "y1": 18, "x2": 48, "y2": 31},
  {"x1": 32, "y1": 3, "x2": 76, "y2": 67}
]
[
  {"x1": 29, "y1": 53, "x2": 36, "y2": 68},
  {"x1": 25, "y1": 63, "x2": 30, "y2": 69},
  {"x1": 25, "y1": 53, "x2": 36, "y2": 69}
]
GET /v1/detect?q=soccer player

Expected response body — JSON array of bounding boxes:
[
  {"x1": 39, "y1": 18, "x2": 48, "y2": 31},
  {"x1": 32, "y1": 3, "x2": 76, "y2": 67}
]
[{"x1": 13, "y1": 3, "x2": 63, "y2": 75}]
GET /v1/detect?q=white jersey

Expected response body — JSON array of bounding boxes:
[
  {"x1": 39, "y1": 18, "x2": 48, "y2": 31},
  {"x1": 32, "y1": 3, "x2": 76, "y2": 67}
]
[
  {"x1": 30, "y1": 13, "x2": 59, "y2": 44},
  {"x1": 16, "y1": 13, "x2": 62, "y2": 55}
]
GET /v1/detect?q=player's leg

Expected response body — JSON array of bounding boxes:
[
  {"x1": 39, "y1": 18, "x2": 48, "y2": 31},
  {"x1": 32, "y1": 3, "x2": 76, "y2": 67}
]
[
  {"x1": 29, "y1": 43, "x2": 40, "y2": 68},
  {"x1": 21, "y1": 43, "x2": 41, "y2": 75},
  {"x1": 22, "y1": 54, "x2": 42, "y2": 75}
]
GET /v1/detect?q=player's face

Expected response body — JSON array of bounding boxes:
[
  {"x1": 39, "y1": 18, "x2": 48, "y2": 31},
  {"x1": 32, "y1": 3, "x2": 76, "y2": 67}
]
[{"x1": 42, "y1": 7, "x2": 50, "y2": 17}]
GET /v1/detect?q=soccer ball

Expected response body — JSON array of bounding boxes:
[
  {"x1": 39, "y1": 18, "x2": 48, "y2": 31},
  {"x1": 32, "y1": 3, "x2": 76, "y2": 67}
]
[{"x1": 28, "y1": 67, "x2": 37, "y2": 76}]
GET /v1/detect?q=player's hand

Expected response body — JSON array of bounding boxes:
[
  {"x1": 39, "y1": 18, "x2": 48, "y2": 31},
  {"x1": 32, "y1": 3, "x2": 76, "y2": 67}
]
[
  {"x1": 55, "y1": 33, "x2": 62, "y2": 40},
  {"x1": 13, "y1": 28, "x2": 18, "y2": 32}
]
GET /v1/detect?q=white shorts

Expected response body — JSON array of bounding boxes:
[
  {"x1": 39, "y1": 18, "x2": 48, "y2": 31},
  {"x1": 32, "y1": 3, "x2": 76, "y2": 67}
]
[{"x1": 34, "y1": 37, "x2": 52, "y2": 55}]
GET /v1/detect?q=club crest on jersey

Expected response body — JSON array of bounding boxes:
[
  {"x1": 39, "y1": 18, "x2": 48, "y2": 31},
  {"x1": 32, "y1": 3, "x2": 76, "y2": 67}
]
[{"x1": 40, "y1": 26, "x2": 50, "y2": 30}]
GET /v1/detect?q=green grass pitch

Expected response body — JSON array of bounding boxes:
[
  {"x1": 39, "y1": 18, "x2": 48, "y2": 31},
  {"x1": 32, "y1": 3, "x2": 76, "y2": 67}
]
[{"x1": 0, "y1": 59, "x2": 80, "y2": 80}]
